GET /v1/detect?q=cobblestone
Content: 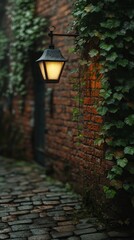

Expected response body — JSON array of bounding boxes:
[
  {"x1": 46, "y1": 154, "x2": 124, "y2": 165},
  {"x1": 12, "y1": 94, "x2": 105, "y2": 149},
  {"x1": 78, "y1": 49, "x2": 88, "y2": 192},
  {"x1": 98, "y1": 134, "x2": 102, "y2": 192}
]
[
  {"x1": 80, "y1": 233, "x2": 108, "y2": 240},
  {"x1": 108, "y1": 231, "x2": 132, "y2": 238},
  {"x1": 0, "y1": 234, "x2": 9, "y2": 239},
  {"x1": 0, "y1": 157, "x2": 133, "y2": 240}
]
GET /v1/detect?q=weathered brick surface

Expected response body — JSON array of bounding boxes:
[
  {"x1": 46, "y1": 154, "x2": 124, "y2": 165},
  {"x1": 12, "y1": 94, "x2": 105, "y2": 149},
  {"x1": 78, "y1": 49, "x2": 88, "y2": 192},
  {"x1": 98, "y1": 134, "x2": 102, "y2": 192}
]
[
  {"x1": 35, "y1": 0, "x2": 107, "y2": 199},
  {"x1": 2, "y1": 0, "x2": 108, "y2": 200}
]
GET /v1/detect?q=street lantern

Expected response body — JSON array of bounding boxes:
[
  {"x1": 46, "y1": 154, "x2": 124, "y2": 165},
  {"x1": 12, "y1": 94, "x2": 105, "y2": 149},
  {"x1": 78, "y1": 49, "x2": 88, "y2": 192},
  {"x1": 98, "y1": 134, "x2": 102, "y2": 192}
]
[
  {"x1": 36, "y1": 26, "x2": 78, "y2": 83},
  {"x1": 36, "y1": 48, "x2": 66, "y2": 83}
]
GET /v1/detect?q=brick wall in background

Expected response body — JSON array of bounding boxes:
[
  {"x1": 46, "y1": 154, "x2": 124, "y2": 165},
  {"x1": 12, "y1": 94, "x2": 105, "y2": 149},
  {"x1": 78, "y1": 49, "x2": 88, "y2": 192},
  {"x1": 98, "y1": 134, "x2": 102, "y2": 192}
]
[
  {"x1": 11, "y1": 67, "x2": 35, "y2": 160},
  {"x1": 36, "y1": 0, "x2": 79, "y2": 174},
  {"x1": 1, "y1": 0, "x2": 107, "y2": 198},
  {"x1": 36, "y1": 0, "x2": 107, "y2": 197},
  {"x1": 0, "y1": 0, "x2": 107, "y2": 199}
]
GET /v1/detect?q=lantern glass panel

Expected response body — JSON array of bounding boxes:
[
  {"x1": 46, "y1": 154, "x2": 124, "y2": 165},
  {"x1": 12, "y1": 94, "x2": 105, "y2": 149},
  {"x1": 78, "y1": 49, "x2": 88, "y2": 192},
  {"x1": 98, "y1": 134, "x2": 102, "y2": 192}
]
[
  {"x1": 39, "y1": 62, "x2": 46, "y2": 80},
  {"x1": 45, "y1": 61, "x2": 64, "y2": 80}
]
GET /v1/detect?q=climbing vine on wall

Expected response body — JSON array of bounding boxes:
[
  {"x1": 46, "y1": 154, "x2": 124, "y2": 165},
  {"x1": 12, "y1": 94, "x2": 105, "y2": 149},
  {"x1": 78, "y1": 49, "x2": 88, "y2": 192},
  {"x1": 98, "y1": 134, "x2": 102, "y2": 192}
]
[
  {"x1": 73, "y1": 0, "x2": 134, "y2": 206},
  {"x1": 6, "y1": 0, "x2": 46, "y2": 95},
  {"x1": 0, "y1": 30, "x2": 8, "y2": 96}
]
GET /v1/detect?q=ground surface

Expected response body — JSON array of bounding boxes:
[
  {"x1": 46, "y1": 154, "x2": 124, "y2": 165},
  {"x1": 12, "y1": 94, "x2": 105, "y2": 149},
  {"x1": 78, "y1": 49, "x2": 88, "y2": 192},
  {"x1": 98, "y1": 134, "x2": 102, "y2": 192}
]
[{"x1": 0, "y1": 157, "x2": 133, "y2": 240}]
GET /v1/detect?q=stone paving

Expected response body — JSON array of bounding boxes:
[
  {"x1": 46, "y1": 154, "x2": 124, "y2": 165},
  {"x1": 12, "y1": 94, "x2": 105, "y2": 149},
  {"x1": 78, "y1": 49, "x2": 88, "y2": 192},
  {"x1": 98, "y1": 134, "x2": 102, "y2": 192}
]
[{"x1": 0, "y1": 156, "x2": 133, "y2": 240}]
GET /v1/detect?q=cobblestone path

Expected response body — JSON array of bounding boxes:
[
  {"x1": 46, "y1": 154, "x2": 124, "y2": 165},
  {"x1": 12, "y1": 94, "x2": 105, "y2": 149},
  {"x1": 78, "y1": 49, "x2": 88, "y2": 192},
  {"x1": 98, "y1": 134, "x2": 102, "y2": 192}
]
[{"x1": 0, "y1": 157, "x2": 133, "y2": 240}]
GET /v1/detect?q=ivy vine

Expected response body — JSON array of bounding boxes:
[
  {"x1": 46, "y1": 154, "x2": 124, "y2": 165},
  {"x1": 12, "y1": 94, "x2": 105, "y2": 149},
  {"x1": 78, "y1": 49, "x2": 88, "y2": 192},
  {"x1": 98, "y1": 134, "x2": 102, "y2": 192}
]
[
  {"x1": 73, "y1": 0, "x2": 134, "y2": 208},
  {"x1": 0, "y1": 30, "x2": 8, "y2": 95},
  {"x1": 6, "y1": 0, "x2": 47, "y2": 95}
]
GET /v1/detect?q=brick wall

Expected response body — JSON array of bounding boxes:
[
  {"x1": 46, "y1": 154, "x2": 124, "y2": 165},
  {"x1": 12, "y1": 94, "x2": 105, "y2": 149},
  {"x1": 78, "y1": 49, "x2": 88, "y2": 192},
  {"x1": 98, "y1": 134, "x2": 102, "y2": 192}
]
[
  {"x1": 36, "y1": 0, "x2": 107, "y2": 197},
  {"x1": 36, "y1": 0, "x2": 79, "y2": 178},
  {"x1": 1, "y1": 0, "x2": 108, "y2": 200},
  {"x1": 11, "y1": 65, "x2": 35, "y2": 160}
]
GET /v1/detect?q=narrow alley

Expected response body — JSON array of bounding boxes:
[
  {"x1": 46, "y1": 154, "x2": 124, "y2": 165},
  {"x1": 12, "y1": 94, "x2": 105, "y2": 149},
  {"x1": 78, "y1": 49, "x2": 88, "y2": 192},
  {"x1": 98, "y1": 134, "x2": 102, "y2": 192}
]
[{"x1": 0, "y1": 157, "x2": 133, "y2": 240}]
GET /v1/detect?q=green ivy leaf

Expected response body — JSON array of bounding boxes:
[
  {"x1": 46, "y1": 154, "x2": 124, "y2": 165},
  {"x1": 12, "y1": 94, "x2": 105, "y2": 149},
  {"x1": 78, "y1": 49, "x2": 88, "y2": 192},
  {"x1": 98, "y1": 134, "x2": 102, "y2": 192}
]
[
  {"x1": 88, "y1": 49, "x2": 99, "y2": 57},
  {"x1": 74, "y1": 10, "x2": 83, "y2": 17},
  {"x1": 103, "y1": 186, "x2": 116, "y2": 199},
  {"x1": 109, "y1": 106, "x2": 118, "y2": 113},
  {"x1": 105, "y1": 151, "x2": 114, "y2": 160},
  {"x1": 111, "y1": 165, "x2": 123, "y2": 175},
  {"x1": 124, "y1": 146, "x2": 134, "y2": 155},
  {"x1": 100, "y1": 19, "x2": 120, "y2": 29},
  {"x1": 100, "y1": 42, "x2": 113, "y2": 51},
  {"x1": 102, "y1": 123, "x2": 113, "y2": 130},
  {"x1": 97, "y1": 106, "x2": 108, "y2": 115},
  {"x1": 110, "y1": 179, "x2": 123, "y2": 190},
  {"x1": 118, "y1": 59, "x2": 129, "y2": 67},
  {"x1": 84, "y1": 4, "x2": 100, "y2": 13},
  {"x1": 100, "y1": 89, "x2": 112, "y2": 99},
  {"x1": 125, "y1": 36, "x2": 133, "y2": 42},
  {"x1": 94, "y1": 138, "x2": 104, "y2": 146},
  {"x1": 114, "y1": 86, "x2": 123, "y2": 92},
  {"x1": 113, "y1": 139, "x2": 127, "y2": 147},
  {"x1": 84, "y1": 4, "x2": 93, "y2": 13},
  {"x1": 125, "y1": 114, "x2": 134, "y2": 126},
  {"x1": 106, "y1": 98, "x2": 115, "y2": 104},
  {"x1": 115, "y1": 121, "x2": 124, "y2": 128},
  {"x1": 117, "y1": 158, "x2": 128, "y2": 168},
  {"x1": 102, "y1": 31, "x2": 118, "y2": 40},
  {"x1": 113, "y1": 92, "x2": 123, "y2": 101},
  {"x1": 123, "y1": 184, "x2": 130, "y2": 191},
  {"x1": 107, "y1": 171, "x2": 116, "y2": 180},
  {"x1": 106, "y1": 52, "x2": 118, "y2": 61}
]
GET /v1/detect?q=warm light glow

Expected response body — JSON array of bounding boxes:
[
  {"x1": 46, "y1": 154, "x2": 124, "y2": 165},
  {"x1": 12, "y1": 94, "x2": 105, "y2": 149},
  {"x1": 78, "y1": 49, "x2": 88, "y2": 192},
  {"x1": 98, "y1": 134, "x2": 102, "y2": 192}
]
[
  {"x1": 39, "y1": 61, "x2": 64, "y2": 81},
  {"x1": 45, "y1": 61, "x2": 64, "y2": 80},
  {"x1": 39, "y1": 62, "x2": 46, "y2": 80}
]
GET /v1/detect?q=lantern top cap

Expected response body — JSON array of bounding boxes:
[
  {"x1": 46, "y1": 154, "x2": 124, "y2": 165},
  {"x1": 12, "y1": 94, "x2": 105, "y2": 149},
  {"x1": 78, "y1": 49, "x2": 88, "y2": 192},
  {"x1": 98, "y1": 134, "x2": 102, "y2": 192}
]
[{"x1": 36, "y1": 48, "x2": 67, "y2": 62}]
